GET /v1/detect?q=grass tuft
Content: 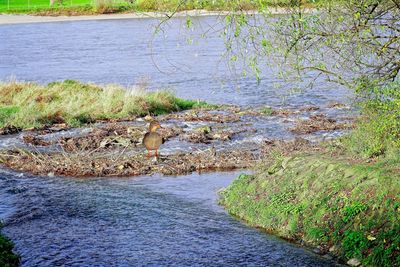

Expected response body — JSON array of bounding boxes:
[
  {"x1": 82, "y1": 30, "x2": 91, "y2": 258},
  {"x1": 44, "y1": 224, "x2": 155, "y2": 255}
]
[{"x1": 259, "y1": 106, "x2": 273, "y2": 115}]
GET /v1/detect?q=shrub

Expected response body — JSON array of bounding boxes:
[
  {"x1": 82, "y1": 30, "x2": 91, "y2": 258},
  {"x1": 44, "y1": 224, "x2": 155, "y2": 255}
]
[{"x1": 343, "y1": 81, "x2": 400, "y2": 158}]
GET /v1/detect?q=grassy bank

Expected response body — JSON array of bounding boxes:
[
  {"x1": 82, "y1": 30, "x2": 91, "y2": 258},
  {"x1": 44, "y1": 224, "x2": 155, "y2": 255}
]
[
  {"x1": 0, "y1": 80, "x2": 211, "y2": 131},
  {"x1": 220, "y1": 81, "x2": 400, "y2": 266},
  {"x1": 0, "y1": 230, "x2": 19, "y2": 267},
  {"x1": 220, "y1": 150, "x2": 399, "y2": 266},
  {"x1": 0, "y1": 0, "x2": 318, "y2": 15}
]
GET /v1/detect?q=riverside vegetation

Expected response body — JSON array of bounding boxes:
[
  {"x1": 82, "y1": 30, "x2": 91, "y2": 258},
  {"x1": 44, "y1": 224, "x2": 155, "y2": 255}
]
[
  {"x1": 220, "y1": 82, "x2": 400, "y2": 266},
  {"x1": 0, "y1": 79, "x2": 211, "y2": 131},
  {"x1": 0, "y1": 0, "x2": 318, "y2": 15}
]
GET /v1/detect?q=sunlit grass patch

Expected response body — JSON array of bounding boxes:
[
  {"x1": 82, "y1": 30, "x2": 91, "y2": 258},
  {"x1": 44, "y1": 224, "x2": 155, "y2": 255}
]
[{"x1": 0, "y1": 80, "x2": 210, "y2": 130}]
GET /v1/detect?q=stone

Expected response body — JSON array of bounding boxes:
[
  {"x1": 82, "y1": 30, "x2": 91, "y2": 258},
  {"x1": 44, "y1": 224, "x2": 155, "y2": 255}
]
[
  {"x1": 347, "y1": 258, "x2": 361, "y2": 266},
  {"x1": 313, "y1": 247, "x2": 322, "y2": 254}
]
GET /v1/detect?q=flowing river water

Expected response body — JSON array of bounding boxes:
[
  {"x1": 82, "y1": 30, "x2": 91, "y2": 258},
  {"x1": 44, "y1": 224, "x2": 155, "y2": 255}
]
[{"x1": 0, "y1": 15, "x2": 348, "y2": 266}]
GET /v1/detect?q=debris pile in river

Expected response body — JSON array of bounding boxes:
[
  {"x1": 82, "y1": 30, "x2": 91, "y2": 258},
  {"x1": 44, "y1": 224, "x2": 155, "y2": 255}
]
[
  {"x1": 261, "y1": 137, "x2": 320, "y2": 155},
  {"x1": 0, "y1": 103, "x2": 355, "y2": 177},
  {"x1": 22, "y1": 123, "x2": 183, "y2": 152},
  {"x1": 59, "y1": 125, "x2": 142, "y2": 152},
  {"x1": 0, "y1": 137, "x2": 320, "y2": 178},
  {"x1": 0, "y1": 125, "x2": 21, "y2": 135},
  {"x1": 290, "y1": 114, "x2": 352, "y2": 134},
  {"x1": 23, "y1": 135, "x2": 51, "y2": 146},
  {"x1": 163, "y1": 110, "x2": 241, "y2": 123},
  {"x1": 0, "y1": 148, "x2": 259, "y2": 177},
  {"x1": 180, "y1": 125, "x2": 245, "y2": 143}
]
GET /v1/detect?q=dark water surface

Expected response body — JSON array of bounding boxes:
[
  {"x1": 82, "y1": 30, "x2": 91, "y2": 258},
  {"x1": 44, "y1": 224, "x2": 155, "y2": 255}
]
[{"x1": 0, "y1": 16, "x2": 348, "y2": 266}]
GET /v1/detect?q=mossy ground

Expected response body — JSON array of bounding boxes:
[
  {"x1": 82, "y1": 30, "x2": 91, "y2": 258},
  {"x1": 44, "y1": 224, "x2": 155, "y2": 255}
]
[
  {"x1": 220, "y1": 147, "x2": 400, "y2": 266},
  {"x1": 0, "y1": 80, "x2": 212, "y2": 131}
]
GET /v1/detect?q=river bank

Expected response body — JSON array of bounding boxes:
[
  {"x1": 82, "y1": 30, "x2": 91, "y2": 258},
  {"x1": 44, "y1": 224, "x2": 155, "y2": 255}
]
[
  {"x1": 0, "y1": 7, "x2": 299, "y2": 25},
  {"x1": 219, "y1": 139, "x2": 400, "y2": 266},
  {"x1": 0, "y1": 10, "x2": 236, "y2": 25},
  {"x1": 0, "y1": 0, "x2": 318, "y2": 18},
  {"x1": 219, "y1": 80, "x2": 400, "y2": 266}
]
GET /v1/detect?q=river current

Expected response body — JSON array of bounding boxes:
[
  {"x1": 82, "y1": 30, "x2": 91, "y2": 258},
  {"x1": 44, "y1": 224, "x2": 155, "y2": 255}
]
[{"x1": 0, "y1": 16, "x2": 347, "y2": 266}]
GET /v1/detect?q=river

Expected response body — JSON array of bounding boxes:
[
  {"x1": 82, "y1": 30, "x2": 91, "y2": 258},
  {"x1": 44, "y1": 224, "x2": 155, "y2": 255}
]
[{"x1": 0, "y1": 16, "x2": 346, "y2": 266}]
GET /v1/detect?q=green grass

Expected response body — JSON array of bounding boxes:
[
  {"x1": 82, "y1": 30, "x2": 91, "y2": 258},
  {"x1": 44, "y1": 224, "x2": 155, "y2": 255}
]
[
  {"x1": 0, "y1": 230, "x2": 19, "y2": 267},
  {"x1": 220, "y1": 149, "x2": 400, "y2": 266},
  {"x1": 0, "y1": 106, "x2": 19, "y2": 124},
  {"x1": 343, "y1": 81, "x2": 400, "y2": 158},
  {"x1": 259, "y1": 106, "x2": 273, "y2": 115},
  {"x1": 0, "y1": 0, "x2": 90, "y2": 12},
  {"x1": 0, "y1": 0, "x2": 318, "y2": 14},
  {"x1": 0, "y1": 80, "x2": 211, "y2": 130},
  {"x1": 0, "y1": 0, "x2": 131, "y2": 14}
]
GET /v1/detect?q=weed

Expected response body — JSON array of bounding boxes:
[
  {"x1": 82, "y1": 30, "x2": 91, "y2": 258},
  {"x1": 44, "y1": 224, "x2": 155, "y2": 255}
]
[
  {"x1": 259, "y1": 106, "x2": 273, "y2": 115},
  {"x1": 342, "y1": 230, "x2": 368, "y2": 259},
  {"x1": 93, "y1": 0, "x2": 117, "y2": 13},
  {"x1": 342, "y1": 202, "x2": 368, "y2": 223}
]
